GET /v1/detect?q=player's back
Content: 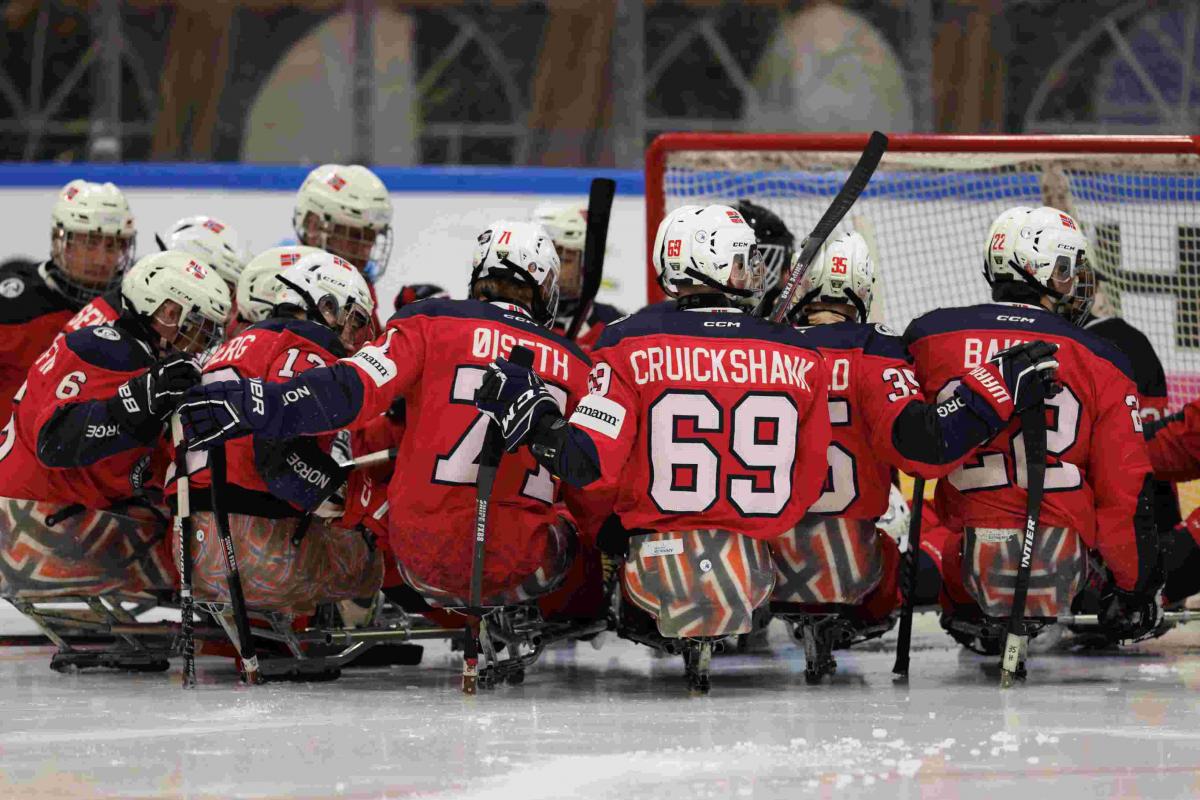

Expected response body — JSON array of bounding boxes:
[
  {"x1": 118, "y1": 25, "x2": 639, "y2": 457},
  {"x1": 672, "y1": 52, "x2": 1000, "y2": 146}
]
[
  {"x1": 380, "y1": 297, "x2": 590, "y2": 539},
  {"x1": 905, "y1": 302, "x2": 1147, "y2": 542},
  {"x1": 584, "y1": 299, "x2": 830, "y2": 537},
  {"x1": 0, "y1": 261, "x2": 78, "y2": 422},
  {"x1": 187, "y1": 317, "x2": 344, "y2": 513},
  {"x1": 796, "y1": 320, "x2": 935, "y2": 520}
]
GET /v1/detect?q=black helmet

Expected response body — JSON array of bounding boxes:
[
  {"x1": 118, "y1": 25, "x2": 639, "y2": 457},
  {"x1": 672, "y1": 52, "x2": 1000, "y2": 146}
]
[{"x1": 736, "y1": 200, "x2": 794, "y2": 291}]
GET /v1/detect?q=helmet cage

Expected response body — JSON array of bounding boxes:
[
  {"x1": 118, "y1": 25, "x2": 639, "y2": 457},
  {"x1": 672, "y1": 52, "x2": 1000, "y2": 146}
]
[
  {"x1": 50, "y1": 227, "x2": 135, "y2": 304},
  {"x1": 302, "y1": 213, "x2": 394, "y2": 282}
]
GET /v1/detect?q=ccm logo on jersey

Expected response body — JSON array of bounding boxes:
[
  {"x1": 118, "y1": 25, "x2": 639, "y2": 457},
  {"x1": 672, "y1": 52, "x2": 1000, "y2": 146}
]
[
  {"x1": 569, "y1": 395, "x2": 626, "y2": 439},
  {"x1": 996, "y1": 315, "x2": 1035, "y2": 323},
  {"x1": 703, "y1": 320, "x2": 740, "y2": 328}
]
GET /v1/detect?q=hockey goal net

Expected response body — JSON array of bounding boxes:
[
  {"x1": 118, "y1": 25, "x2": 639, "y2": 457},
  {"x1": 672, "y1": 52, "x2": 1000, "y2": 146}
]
[{"x1": 645, "y1": 133, "x2": 1200, "y2": 415}]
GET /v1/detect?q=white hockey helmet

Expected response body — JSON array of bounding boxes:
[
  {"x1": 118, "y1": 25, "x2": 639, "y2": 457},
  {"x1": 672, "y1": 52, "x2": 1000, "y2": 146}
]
[
  {"x1": 532, "y1": 202, "x2": 587, "y2": 252},
  {"x1": 982, "y1": 205, "x2": 1033, "y2": 285},
  {"x1": 471, "y1": 220, "x2": 561, "y2": 326},
  {"x1": 293, "y1": 164, "x2": 393, "y2": 282},
  {"x1": 49, "y1": 179, "x2": 136, "y2": 304},
  {"x1": 276, "y1": 250, "x2": 377, "y2": 351},
  {"x1": 235, "y1": 245, "x2": 324, "y2": 326},
  {"x1": 120, "y1": 250, "x2": 231, "y2": 354},
  {"x1": 795, "y1": 227, "x2": 876, "y2": 322},
  {"x1": 652, "y1": 204, "x2": 764, "y2": 299},
  {"x1": 156, "y1": 216, "x2": 250, "y2": 288}
]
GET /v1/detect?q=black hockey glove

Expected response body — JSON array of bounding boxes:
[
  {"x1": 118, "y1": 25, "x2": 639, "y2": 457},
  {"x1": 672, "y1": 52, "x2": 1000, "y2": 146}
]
[
  {"x1": 474, "y1": 356, "x2": 560, "y2": 452},
  {"x1": 1098, "y1": 587, "x2": 1163, "y2": 641},
  {"x1": 958, "y1": 341, "x2": 1060, "y2": 432},
  {"x1": 256, "y1": 436, "x2": 349, "y2": 514},
  {"x1": 108, "y1": 354, "x2": 201, "y2": 441},
  {"x1": 179, "y1": 377, "x2": 273, "y2": 449}
]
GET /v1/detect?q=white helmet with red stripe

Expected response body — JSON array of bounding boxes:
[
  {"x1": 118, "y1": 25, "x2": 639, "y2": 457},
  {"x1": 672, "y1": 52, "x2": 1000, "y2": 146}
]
[
  {"x1": 795, "y1": 227, "x2": 876, "y2": 321},
  {"x1": 276, "y1": 250, "x2": 376, "y2": 350},
  {"x1": 235, "y1": 245, "x2": 324, "y2": 325},
  {"x1": 471, "y1": 220, "x2": 561, "y2": 325},
  {"x1": 157, "y1": 215, "x2": 250, "y2": 288},
  {"x1": 293, "y1": 164, "x2": 393, "y2": 281},
  {"x1": 652, "y1": 204, "x2": 765, "y2": 299}
]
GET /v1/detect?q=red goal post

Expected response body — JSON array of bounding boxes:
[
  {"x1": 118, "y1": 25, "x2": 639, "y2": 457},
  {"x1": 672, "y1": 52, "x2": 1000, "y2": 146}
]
[{"x1": 644, "y1": 132, "x2": 1200, "y2": 412}]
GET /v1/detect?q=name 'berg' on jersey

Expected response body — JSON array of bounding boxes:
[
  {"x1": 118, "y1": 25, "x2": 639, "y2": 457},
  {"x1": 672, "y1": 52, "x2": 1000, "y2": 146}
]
[
  {"x1": 904, "y1": 302, "x2": 1154, "y2": 595},
  {"x1": 570, "y1": 300, "x2": 831, "y2": 537}
]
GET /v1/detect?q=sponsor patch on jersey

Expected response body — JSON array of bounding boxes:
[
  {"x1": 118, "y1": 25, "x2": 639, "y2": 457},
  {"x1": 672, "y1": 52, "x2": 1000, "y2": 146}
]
[
  {"x1": 974, "y1": 527, "x2": 1017, "y2": 544},
  {"x1": 873, "y1": 322, "x2": 897, "y2": 336},
  {"x1": 93, "y1": 326, "x2": 121, "y2": 341},
  {"x1": 641, "y1": 538, "x2": 684, "y2": 557},
  {"x1": 0, "y1": 277, "x2": 25, "y2": 298},
  {"x1": 347, "y1": 340, "x2": 397, "y2": 387},
  {"x1": 569, "y1": 394, "x2": 626, "y2": 439}
]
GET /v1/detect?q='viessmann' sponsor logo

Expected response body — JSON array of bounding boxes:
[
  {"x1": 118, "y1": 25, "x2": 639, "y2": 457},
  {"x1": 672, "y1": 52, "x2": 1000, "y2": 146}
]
[{"x1": 629, "y1": 345, "x2": 814, "y2": 390}]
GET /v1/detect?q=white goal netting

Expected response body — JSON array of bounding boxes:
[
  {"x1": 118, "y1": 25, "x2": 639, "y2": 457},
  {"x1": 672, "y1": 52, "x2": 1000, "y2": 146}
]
[{"x1": 653, "y1": 141, "x2": 1200, "y2": 413}]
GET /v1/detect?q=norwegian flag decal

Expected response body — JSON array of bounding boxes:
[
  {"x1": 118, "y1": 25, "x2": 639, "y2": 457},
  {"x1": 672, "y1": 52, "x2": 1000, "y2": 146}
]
[
  {"x1": 203, "y1": 219, "x2": 225, "y2": 234},
  {"x1": 327, "y1": 174, "x2": 347, "y2": 191},
  {"x1": 65, "y1": 186, "x2": 79, "y2": 200},
  {"x1": 1059, "y1": 213, "x2": 1077, "y2": 230},
  {"x1": 726, "y1": 210, "x2": 744, "y2": 224},
  {"x1": 280, "y1": 252, "x2": 301, "y2": 266},
  {"x1": 185, "y1": 260, "x2": 208, "y2": 279}
]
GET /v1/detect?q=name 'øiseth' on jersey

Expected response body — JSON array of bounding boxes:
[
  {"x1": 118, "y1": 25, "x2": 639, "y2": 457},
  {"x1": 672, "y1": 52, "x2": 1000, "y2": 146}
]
[
  {"x1": 569, "y1": 301, "x2": 831, "y2": 538},
  {"x1": 904, "y1": 302, "x2": 1151, "y2": 593}
]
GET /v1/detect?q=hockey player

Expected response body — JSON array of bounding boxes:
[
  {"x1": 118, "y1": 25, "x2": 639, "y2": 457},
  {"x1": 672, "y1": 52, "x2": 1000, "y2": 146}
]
[
  {"x1": 178, "y1": 220, "x2": 596, "y2": 613},
  {"x1": 466, "y1": 204, "x2": 830, "y2": 689},
  {"x1": 768, "y1": 228, "x2": 1060, "y2": 677},
  {"x1": 227, "y1": 245, "x2": 323, "y2": 338},
  {"x1": 0, "y1": 180, "x2": 136, "y2": 422},
  {"x1": 905, "y1": 205, "x2": 1162, "y2": 645},
  {"x1": 0, "y1": 251, "x2": 226, "y2": 612},
  {"x1": 58, "y1": 214, "x2": 250, "y2": 345},
  {"x1": 177, "y1": 250, "x2": 383, "y2": 614},
  {"x1": 294, "y1": 164, "x2": 393, "y2": 286},
  {"x1": 532, "y1": 202, "x2": 623, "y2": 349}
]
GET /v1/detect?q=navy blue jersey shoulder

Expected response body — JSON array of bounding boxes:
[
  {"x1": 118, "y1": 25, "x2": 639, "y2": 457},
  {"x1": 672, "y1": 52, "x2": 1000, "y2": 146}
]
[
  {"x1": 795, "y1": 321, "x2": 908, "y2": 361},
  {"x1": 65, "y1": 324, "x2": 153, "y2": 372},
  {"x1": 590, "y1": 301, "x2": 624, "y2": 325},
  {"x1": 249, "y1": 316, "x2": 345, "y2": 358},
  {"x1": 389, "y1": 297, "x2": 589, "y2": 363},
  {"x1": 596, "y1": 305, "x2": 819, "y2": 354},
  {"x1": 905, "y1": 304, "x2": 1135, "y2": 381},
  {"x1": 0, "y1": 261, "x2": 74, "y2": 324}
]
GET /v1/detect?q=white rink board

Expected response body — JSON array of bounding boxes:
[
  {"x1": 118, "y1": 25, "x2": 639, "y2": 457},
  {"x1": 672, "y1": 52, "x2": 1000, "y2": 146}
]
[{"x1": 0, "y1": 187, "x2": 649, "y2": 317}]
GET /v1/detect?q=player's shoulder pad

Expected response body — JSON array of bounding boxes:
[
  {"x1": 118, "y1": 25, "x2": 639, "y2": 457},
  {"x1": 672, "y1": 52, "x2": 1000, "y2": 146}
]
[
  {"x1": 796, "y1": 321, "x2": 908, "y2": 361},
  {"x1": 590, "y1": 301, "x2": 625, "y2": 325},
  {"x1": 250, "y1": 317, "x2": 345, "y2": 358},
  {"x1": 0, "y1": 261, "x2": 74, "y2": 324},
  {"x1": 390, "y1": 298, "x2": 589, "y2": 362},
  {"x1": 596, "y1": 304, "x2": 819, "y2": 354},
  {"x1": 906, "y1": 304, "x2": 1135, "y2": 381},
  {"x1": 64, "y1": 324, "x2": 154, "y2": 372}
]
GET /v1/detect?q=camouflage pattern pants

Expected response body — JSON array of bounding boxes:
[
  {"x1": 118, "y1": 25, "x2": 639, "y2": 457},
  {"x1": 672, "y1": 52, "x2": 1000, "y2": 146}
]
[
  {"x1": 0, "y1": 496, "x2": 173, "y2": 598},
  {"x1": 960, "y1": 525, "x2": 1085, "y2": 618},
  {"x1": 623, "y1": 529, "x2": 776, "y2": 638},
  {"x1": 180, "y1": 512, "x2": 383, "y2": 614}
]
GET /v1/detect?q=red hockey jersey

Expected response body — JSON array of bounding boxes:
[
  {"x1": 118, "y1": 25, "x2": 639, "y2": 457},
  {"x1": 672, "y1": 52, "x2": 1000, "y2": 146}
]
[
  {"x1": 0, "y1": 323, "x2": 165, "y2": 508},
  {"x1": 0, "y1": 262, "x2": 80, "y2": 423},
  {"x1": 58, "y1": 288, "x2": 122, "y2": 341},
  {"x1": 905, "y1": 302, "x2": 1151, "y2": 592},
  {"x1": 337, "y1": 298, "x2": 591, "y2": 595},
  {"x1": 796, "y1": 321, "x2": 958, "y2": 521},
  {"x1": 567, "y1": 300, "x2": 830, "y2": 538},
  {"x1": 183, "y1": 317, "x2": 348, "y2": 514},
  {"x1": 1145, "y1": 398, "x2": 1200, "y2": 483}
]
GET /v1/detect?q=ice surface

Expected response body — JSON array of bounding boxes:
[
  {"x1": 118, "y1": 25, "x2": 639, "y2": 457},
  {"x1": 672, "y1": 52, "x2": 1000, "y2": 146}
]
[{"x1": 2, "y1": 601, "x2": 1200, "y2": 799}]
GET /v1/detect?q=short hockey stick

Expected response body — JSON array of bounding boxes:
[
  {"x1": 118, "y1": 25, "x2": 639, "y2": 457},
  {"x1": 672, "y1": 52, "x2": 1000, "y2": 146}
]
[
  {"x1": 1000, "y1": 404, "x2": 1048, "y2": 688},
  {"x1": 208, "y1": 444, "x2": 262, "y2": 684},
  {"x1": 347, "y1": 448, "x2": 396, "y2": 469},
  {"x1": 470, "y1": 345, "x2": 536, "y2": 609},
  {"x1": 171, "y1": 416, "x2": 197, "y2": 688},
  {"x1": 565, "y1": 178, "x2": 616, "y2": 341},
  {"x1": 756, "y1": 131, "x2": 889, "y2": 323},
  {"x1": 892, "y1": 477, "x2": 925, "y2": 677}
]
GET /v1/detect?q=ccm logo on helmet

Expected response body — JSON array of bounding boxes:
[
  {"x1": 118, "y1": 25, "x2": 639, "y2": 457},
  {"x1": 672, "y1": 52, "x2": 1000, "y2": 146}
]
[{"x1": 996, "y1": 315, "x2": 1035, "y2": 323}]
